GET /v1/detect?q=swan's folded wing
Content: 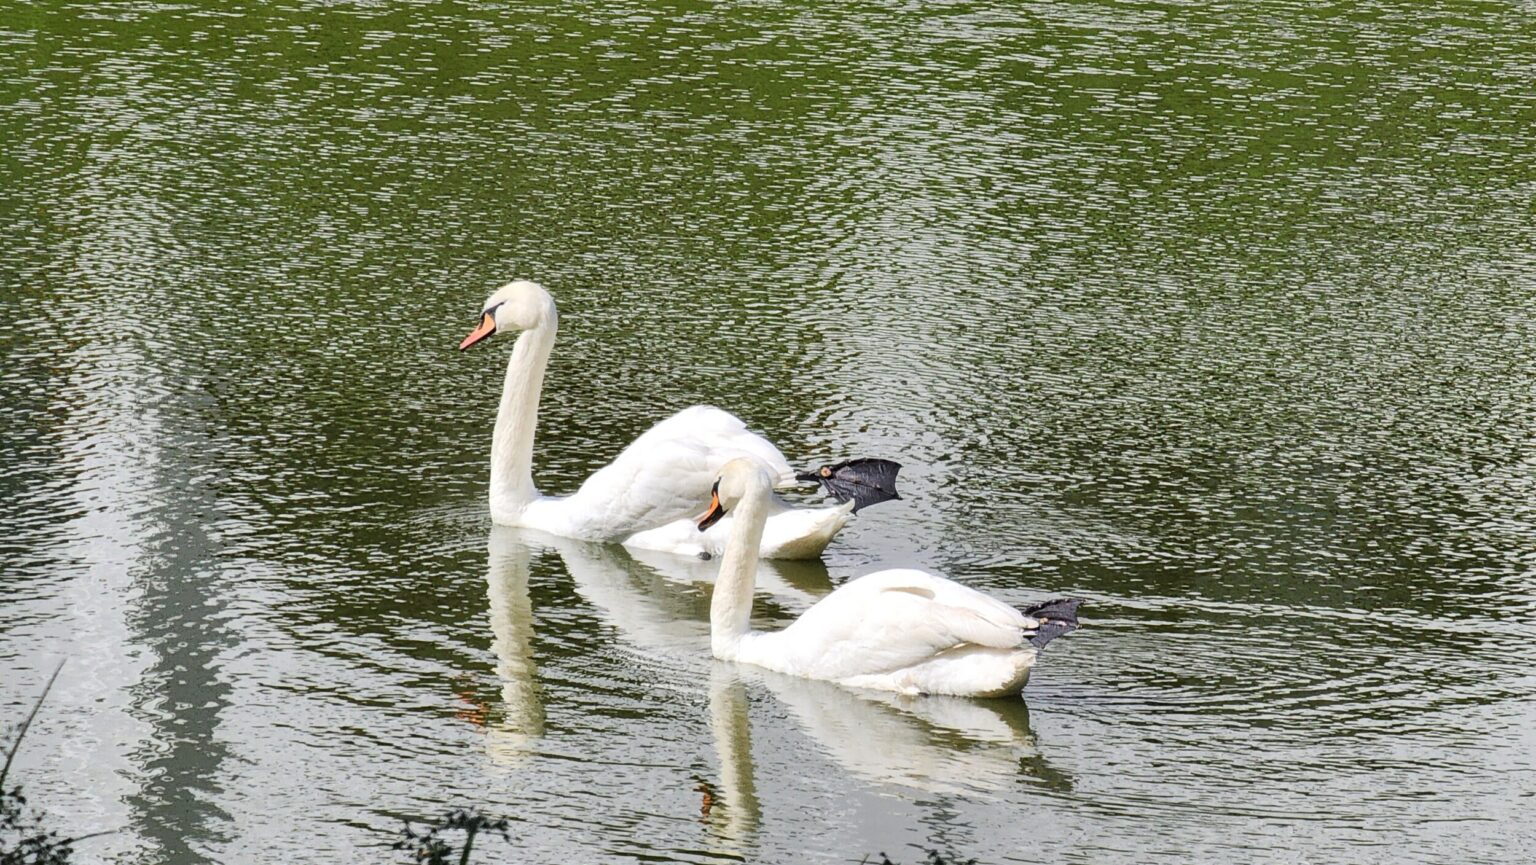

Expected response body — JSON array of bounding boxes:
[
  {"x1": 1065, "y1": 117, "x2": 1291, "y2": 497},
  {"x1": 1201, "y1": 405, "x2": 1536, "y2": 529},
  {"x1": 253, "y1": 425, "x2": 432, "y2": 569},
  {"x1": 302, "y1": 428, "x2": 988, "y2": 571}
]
[
  {"x1": 573, "y1": 435, "x2": 720, "y2": 534},
  {"x1": 568, "y1": 406, "x2": 798, "y2": 535},
  {"x1": 633, "y1": 406, "x2": 795, "y2": 483},
  {"x1": 854, "y1": 570, "x2": 1033, "y2": 637},
  {"x1": 771, "y1": 570, "x2": 1033, "y2": 680}
]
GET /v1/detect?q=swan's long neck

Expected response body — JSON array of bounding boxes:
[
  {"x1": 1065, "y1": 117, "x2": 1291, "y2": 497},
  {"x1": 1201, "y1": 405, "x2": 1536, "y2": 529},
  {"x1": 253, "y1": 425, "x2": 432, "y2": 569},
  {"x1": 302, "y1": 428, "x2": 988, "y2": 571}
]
[
  {"x1": 712, "y1": 482, "x2": 770, "y2": 660},
  {"x1": 490, "y1": 320, "x2": 557, "y2": 517}
]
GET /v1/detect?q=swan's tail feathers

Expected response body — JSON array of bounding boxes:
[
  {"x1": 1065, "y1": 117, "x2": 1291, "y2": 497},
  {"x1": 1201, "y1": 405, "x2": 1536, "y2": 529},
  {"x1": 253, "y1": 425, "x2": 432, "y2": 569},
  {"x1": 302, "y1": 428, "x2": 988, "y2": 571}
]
[
  {"x1": 1024, "y1": 598, "x2": 1083, "y2": 649},
  {"x1": 795, "y1": 458, "x2": 903, "y2": 513}
]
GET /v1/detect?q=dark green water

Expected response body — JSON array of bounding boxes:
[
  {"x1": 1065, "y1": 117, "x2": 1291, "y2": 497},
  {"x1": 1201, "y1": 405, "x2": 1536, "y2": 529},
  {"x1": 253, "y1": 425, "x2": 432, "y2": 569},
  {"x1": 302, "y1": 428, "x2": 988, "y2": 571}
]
[{"x1": 3, "y1": 1, "x2": 1535, "y2": 862}]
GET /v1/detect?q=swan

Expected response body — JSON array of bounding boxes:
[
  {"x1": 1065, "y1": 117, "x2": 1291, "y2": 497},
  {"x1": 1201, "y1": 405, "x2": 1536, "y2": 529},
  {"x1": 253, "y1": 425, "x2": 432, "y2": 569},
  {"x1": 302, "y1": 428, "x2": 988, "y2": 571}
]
[
  {"x1": 458, "y1": 280, "x2": 897, "y2": 559},
  {"x1": 699, "y1": 458, "x2": 1084, "y2": 697}
]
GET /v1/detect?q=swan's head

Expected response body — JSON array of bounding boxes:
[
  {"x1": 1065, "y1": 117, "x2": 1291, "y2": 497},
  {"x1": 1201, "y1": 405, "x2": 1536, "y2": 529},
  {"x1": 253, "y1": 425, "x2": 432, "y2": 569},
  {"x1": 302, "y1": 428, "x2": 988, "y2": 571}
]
[
  {"x1": 697, "y1": 458, "x2": 775, "y2": 531},
  {"x1": 458, "y1": 280, "x2": 558, "y2": 351}
]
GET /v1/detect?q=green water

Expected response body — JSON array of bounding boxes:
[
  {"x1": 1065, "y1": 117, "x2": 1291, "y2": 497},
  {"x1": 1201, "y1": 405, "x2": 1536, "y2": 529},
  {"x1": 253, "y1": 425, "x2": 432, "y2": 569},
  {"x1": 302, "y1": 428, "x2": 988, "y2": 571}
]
[{"x1": 3, "y1": 1, "x2": 1535, "y2": 862}]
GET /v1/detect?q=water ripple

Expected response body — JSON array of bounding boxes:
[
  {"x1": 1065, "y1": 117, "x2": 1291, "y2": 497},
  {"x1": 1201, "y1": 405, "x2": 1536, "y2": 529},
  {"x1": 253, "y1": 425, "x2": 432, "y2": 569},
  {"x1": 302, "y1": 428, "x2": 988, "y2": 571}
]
[{"x1": 3, "y1": 0, "x2": 1535, "y2": 862}]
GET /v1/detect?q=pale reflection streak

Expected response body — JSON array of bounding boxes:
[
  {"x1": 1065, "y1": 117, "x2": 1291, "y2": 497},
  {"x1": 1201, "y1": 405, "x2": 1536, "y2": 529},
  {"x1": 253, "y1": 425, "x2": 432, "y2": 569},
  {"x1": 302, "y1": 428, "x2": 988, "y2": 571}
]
[
  {"x1": 35, "y1": 338, "x2": 159, "y2": 863},
  {"x1": 623, "y1": 546, "x2": 836, "y2": 616},
  {"x1": 745, "y1": 667, "x2": 1068, "y2": 797},
  {"x1": 19, "y1": 60, "x2": 228, "y2": 855},
  {"x1": 481, "y1": 527, "x2": 546, "y2": 766},
  {"x1": 704, "y1": 666, "x2": 761, "y2": 849}
]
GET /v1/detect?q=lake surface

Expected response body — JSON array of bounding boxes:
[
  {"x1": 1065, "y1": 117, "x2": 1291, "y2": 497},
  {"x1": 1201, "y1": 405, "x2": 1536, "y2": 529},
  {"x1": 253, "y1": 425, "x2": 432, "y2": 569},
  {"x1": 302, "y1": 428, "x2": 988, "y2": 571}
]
[{"x1": 4, "y1": 1, "x2": 1536, "y2": 862}]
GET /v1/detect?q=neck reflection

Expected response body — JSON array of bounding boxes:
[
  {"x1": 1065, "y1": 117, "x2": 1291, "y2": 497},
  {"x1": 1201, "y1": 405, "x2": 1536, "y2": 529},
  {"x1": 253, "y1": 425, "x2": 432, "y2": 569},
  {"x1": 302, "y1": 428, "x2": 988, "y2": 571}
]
[{"x1": 480, "y1": 526, "x2": 546, "y2": 765}]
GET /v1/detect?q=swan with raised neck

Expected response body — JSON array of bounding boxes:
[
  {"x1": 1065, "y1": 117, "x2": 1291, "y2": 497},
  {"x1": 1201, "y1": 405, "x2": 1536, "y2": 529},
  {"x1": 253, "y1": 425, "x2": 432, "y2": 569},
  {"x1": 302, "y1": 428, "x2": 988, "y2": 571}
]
[{"x1": 458, "y1": 280, "x2": 872, "y2": 557}]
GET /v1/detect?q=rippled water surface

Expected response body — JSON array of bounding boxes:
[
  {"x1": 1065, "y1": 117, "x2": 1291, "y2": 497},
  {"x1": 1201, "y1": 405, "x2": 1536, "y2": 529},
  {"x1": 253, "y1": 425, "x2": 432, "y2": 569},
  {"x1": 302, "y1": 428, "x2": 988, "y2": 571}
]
[{"x1": 4, "y1": 1, "x2": 1536, "y2": 863}]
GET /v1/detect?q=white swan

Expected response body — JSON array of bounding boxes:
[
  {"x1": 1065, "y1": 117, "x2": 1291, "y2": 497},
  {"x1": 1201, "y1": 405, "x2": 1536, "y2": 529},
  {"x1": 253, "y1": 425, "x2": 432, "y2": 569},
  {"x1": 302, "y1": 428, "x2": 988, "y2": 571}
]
[
  {"x1": 459, "y1": 280, "x2": 888, "y2": 559},
  {"x1": 700, "y1": 458, "x2": 1083, "y2": 697},
  {"x1": 621, "y1": 494, "x2": 853, "y2": 561}
]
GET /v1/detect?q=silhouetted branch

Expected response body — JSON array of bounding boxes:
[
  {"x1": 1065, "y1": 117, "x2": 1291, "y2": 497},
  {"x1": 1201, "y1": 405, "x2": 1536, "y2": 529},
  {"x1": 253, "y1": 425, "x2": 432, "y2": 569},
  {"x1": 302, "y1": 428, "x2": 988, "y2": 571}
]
[
  {"x1": 394, "y1": 809, "x2": 512, "y2": 865},
  {"x1": 2, "y1": 660, "x2": 80, "y2": 865},
  {"x1": 0, "y1": 661, "x2": 64, "y2": 793},
  {"x1": 861, "y1": 849, "x2": 980, "y2": 865}
]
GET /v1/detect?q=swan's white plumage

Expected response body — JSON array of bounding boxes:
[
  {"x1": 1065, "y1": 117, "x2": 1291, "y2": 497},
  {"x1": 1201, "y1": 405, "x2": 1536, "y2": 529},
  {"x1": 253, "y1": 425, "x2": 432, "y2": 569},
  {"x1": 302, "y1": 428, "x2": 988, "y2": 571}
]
[
  {"x1": 624, "y1": 497, "x2": 854, "y2": 560},
  {"x1": 468, "y1": 281, "x2": 852, "y2": 558},
  {"x1": 561, "y1": 405, "x2": 797, "y2": 535},
  {"x1": 735, "y1": 570, "x2": 1041, "y2": 694},
  {"x1": 708, "y1": 459, "x2": 1066, "y2": 697}
]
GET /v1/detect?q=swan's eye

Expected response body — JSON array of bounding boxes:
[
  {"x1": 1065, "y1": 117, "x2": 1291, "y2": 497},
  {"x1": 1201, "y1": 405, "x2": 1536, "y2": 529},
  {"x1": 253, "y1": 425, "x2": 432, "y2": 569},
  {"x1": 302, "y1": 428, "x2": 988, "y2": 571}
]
[
  {"x1": 481, "y1": 301, "x2": 504, "y2": 321},
  {"x1": 711, "y1": 480, "x2": 720, "y2": 494}
]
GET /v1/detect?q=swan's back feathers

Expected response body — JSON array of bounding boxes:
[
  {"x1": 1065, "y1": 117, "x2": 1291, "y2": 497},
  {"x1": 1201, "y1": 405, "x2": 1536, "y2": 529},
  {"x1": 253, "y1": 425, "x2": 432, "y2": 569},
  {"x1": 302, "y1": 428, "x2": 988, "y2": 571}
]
[
  {"x1": 747, "y1": 569, "x2": 1037, "y2": 681},
  {"x1": 564, "y1": 406, "x2": 795, "y2": 539},
  {"x1": 644, "y1": 406, "x2": 796, "y2": 482},
  {"x1": 853, "y1": 570, "x2": 1034, "y2": 643}
]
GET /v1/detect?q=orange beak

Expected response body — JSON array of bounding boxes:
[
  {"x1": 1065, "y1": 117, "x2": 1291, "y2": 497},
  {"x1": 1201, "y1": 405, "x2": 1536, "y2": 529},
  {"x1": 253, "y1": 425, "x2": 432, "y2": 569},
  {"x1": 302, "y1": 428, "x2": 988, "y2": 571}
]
[
  {"x1": 459, "y1": 312, "x2": 497, "y2": 351},
  {"x1": 696, "y1": 489, "x2": 727, "y2": 532}
]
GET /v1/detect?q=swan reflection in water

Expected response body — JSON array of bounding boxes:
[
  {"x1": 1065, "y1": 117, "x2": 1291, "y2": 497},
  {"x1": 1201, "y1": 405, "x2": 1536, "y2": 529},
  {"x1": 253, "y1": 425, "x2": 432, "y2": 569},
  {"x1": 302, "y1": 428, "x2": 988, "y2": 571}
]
[
  {"x1": 470, "y1": 525, "x2": 713, "y2": 767},
  {"x1": 703, "y1": 666, "x2": 760, "y2": 846},
  {"x1": 477, "y1": 526, "x2": 546, "y2": 765},
  {"x1": 473, "y1": 525, "x2": 1070, "y2": 832},
  {"x1": 735, "y1": 665, "x2": 1071, "y2": 796}
]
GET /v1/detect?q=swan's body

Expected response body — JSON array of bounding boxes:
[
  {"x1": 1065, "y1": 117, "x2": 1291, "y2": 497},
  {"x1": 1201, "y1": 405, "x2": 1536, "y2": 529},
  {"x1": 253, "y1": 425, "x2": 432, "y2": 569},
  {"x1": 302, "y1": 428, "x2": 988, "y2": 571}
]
[
  {"x1": 623, "y1": 495, "x2": 854, "y2": 560},
  {"x1": 508, "y1": 404, "x2": 796, "y2": 540},
  {"x1": 460, "y1": 281, "x2": 864, "y2": 559},
  {"x1": 703, "y1": 459, "x2": 1082, "y2": 698}
]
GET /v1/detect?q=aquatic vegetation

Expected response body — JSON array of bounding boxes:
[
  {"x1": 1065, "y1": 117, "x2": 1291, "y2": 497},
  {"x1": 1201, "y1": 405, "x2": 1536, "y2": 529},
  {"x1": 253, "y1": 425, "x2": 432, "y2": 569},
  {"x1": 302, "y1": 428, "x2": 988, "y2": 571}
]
[{"x1": 864, "y1": 850, "x2": 980, "y2": 865}]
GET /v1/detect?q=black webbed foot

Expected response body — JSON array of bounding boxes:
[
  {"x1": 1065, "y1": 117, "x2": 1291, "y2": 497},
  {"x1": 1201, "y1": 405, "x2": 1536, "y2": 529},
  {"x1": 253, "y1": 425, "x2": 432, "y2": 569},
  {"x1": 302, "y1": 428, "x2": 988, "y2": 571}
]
[
  {"x1": 796, "y1": 458, "x2": 902, "y2": 513},
  {"x1": 1023, "y1": 598, "x2": 1083, "y2": 648}
]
